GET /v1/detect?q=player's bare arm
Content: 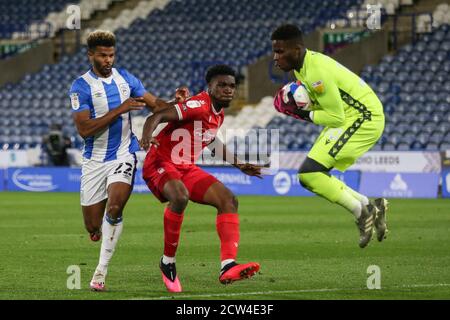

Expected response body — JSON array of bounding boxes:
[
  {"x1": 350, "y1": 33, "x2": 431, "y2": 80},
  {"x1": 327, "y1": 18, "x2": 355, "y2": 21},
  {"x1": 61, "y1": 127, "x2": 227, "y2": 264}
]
[
  {"x1": 73, "y1": 97, "x2": 145, "y2": 138},
  {"x1": 139, "y1": 106, "x2": 179, "y2": 150},
  {"x1": 141, "y1": 87, "x2": 191, "y2": 113},
  {"x1": 208, "y1": 137, "x2": 263, "y2": 179}
]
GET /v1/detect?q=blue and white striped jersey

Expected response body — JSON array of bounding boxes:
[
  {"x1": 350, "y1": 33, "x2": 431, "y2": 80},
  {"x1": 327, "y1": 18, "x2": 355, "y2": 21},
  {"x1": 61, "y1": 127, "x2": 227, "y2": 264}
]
[{"x1": 69, "y1": 68, "x2": 146, "y2": 162}]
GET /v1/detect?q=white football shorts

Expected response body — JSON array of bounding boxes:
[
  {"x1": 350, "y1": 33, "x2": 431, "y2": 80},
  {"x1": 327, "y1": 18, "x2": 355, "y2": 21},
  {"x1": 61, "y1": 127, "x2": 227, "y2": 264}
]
[{"x1": 80, "y1": 154, "x2": 137, "y2": 206}]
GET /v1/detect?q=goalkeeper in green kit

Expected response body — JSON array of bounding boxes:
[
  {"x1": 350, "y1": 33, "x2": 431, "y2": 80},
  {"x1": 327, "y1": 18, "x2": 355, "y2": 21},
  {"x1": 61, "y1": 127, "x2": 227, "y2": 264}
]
[{"x1": 271, "y1": 24, "x2": 388, "y2": 248}]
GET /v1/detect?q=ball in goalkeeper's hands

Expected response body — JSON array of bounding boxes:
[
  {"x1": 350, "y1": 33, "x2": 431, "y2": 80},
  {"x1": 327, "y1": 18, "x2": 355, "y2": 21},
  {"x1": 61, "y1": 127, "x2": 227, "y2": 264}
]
[
  {"x1": 286, "y1": 81, "x2": 311, "y2": 109},
  {"x1": 274, "y1": 81, "x2": 311, "y2": 113},
  {"x1": 273, "y1": 81, "x2": 312, "y2": 120}
]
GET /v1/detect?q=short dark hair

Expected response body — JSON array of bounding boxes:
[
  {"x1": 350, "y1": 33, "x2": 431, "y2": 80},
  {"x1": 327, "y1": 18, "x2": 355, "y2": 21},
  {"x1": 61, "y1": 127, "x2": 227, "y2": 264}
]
[
  {"x1": 271, "y1": 24, "x2": 304, "y2": 44},
  {"x1": 87, "y1": 30, "x2": 116, "y2": 51},
  {"x1": 205, "y1": 64, "x2": 236, "y2": 84}
]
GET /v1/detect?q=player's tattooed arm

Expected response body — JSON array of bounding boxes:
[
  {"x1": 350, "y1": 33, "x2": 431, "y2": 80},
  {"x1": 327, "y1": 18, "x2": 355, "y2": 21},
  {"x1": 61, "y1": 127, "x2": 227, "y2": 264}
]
[
  {"x1": 142, "y1": 87, "x2": 191, "y2": 113},
  {"x1": 73, "y1": 97, "x2": 145, "y2": 138},
  {"x1": 139, "y1": 106, "x2": 179, "y2": 151}
]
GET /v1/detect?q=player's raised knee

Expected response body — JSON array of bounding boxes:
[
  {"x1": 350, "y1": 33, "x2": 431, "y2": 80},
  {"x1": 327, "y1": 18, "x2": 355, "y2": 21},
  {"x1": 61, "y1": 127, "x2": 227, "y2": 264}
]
[
  {"x1": 172, "y1": 192, "x2": 189, "y2": 207},
  {"x1": 218, "y1": 193, "x2": 239, "y2": 213},
  {"x1": 169, "y1": 191, "x2": 189, "y2": 212},
  {"x1": 106, "y1": 204, "x2": 124, "y2": 220}
]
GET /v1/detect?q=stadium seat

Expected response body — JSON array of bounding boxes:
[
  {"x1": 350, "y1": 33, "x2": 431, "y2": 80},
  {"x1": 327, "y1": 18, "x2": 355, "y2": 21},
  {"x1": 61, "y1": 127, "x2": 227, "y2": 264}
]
[
  {"x1": 382, "y1": 142, "x2": 396, "y2": 151},
  {"x1": 362, "y1": 22, "x2": 450, "y2": 151},
  {"x1": 425, "y1": 143, "x2": 439, "y2": 151},
  {"x1": 0, "y1": 0, "x2": 79, "y2": 40}
]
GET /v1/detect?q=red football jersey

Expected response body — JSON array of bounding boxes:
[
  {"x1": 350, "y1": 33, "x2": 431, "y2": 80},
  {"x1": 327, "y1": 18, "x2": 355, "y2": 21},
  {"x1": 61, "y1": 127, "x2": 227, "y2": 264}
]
[{"x1": 151, "y1": 91, "x2": 224, "y2": 165}]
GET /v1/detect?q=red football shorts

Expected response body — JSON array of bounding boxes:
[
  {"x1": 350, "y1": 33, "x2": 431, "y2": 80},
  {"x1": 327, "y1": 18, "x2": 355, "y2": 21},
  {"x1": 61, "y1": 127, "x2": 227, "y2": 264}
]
[{"x1": 142, "y1": 151, "x2": 219, "y2": 203}]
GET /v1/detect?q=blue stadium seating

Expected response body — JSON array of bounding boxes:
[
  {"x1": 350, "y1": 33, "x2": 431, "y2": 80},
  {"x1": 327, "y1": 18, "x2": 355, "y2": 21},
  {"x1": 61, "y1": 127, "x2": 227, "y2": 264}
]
[
  {"x1": 0, "y1": 0, "x2": 75, "y2": 39},
  {"x1": 358, "y1": 24, "x2": 450, "y2": 151},
  {"x1": 0, "y1": 0, "x2": 364, "y2": 149},
  {"x1": 1, "y1": 1, "x2": 449, "y2": 152}
]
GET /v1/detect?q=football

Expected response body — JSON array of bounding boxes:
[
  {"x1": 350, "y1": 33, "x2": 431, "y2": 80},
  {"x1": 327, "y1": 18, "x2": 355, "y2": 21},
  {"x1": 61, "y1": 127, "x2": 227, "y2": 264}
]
[
  {"x1": 273, "y1": 80, "x2": 312, "y2": 118},
  {"x1": 286, "y1": 80, "x2": 311, "y2": 110}
]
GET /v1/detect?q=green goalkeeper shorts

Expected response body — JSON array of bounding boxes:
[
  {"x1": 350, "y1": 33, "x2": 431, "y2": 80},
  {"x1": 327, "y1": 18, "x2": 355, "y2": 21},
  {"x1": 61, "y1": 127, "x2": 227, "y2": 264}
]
[{"x1": 308, "y1": 114, "x2": 385, "y2": 171}]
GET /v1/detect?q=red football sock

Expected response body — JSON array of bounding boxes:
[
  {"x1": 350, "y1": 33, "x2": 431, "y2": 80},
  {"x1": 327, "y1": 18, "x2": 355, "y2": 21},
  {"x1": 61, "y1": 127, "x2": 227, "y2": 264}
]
[
  {"x1": 216, "y1": 213, "x2": 240, "y2": 261},
  {"x1": 164, "y1": 207, "x2": 184, "y2": 257}
]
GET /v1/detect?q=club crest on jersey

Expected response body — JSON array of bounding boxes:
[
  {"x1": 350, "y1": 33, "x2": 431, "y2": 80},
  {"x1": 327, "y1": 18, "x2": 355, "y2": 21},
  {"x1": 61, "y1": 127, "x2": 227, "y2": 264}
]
[
  {"x1": 70, "y1": 93, "x2": 80, "y2": 110},
  {"x1": 312, "y1": 80, "x2": 325, "y2": 94},
  {"x1": 119, "y1": 84, "x2": 130, "y2": 97}
]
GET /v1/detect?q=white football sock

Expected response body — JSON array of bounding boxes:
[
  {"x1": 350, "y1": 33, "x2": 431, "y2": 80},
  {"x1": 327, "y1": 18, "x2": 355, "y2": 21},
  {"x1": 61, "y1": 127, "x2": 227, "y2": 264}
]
[
  {"x1": 97, "y1": 216, "x2": 123, "y2": 273},
  {"x1": 162, "y1": 255, "x2": 176, "y2": 264},
  {"x1": 336, "y1": 189, "x2": 362, "y2": 219},
  {"x1": 345, "y1": 185, "x2": 369, "y2": 206}
]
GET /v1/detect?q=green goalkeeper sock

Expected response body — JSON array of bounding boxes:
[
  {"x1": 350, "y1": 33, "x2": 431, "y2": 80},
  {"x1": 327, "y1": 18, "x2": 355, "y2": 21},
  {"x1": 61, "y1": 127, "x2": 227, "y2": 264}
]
[{"x1": 299, "y1": 172, "x2": 362, "y2": 218}]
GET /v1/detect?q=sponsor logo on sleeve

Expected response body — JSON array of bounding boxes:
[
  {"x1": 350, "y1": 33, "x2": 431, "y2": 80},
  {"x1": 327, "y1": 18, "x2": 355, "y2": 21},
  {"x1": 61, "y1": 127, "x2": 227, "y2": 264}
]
[
  {"x1": 70, "y1": 93, "x2": 80, "y2": 110},
  {"x1": 312, "y1": 80, "x2": 325, "y2": 94}
]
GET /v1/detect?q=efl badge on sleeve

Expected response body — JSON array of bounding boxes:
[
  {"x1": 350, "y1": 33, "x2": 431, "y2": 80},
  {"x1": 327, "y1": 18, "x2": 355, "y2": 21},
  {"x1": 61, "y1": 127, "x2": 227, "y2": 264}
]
[
  {"x1": 70, "y1": 93, "x2": 80, "y2": 110},
  {"x1": 312, "y1": 80, "x2": 325, "y2": 94}
]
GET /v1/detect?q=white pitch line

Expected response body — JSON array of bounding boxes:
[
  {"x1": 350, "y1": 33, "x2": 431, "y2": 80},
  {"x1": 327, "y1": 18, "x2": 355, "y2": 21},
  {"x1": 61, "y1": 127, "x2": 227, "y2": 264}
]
[{"x1": 129, "y1": 283, "x2": 450, "y2": 300}]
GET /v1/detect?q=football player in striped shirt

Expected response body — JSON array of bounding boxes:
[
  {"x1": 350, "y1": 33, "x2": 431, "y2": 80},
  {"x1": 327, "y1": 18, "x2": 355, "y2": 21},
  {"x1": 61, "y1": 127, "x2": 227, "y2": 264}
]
[{"x1": 69, "y1": 30, "x2": 188, "y2": 291}]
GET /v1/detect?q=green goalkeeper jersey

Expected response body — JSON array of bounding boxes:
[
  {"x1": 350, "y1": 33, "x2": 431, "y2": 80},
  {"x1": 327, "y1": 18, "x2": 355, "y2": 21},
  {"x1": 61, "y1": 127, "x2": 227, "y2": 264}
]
[{"x1": 294, "y1": 50, "x2": 384, "y2": 127}]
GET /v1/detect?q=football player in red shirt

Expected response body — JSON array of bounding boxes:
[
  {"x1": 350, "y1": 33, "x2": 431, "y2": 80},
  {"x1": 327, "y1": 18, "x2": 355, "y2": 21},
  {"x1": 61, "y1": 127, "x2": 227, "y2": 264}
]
[{"x1": 140, "y1": 65, "x2": 262, "y2": 292}]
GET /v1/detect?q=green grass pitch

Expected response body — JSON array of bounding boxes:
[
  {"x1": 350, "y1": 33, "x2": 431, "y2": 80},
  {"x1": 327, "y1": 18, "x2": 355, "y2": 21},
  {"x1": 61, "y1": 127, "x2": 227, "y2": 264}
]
[{"x1": 0, "y1": 192, "x2": 449, "y2": 300}]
